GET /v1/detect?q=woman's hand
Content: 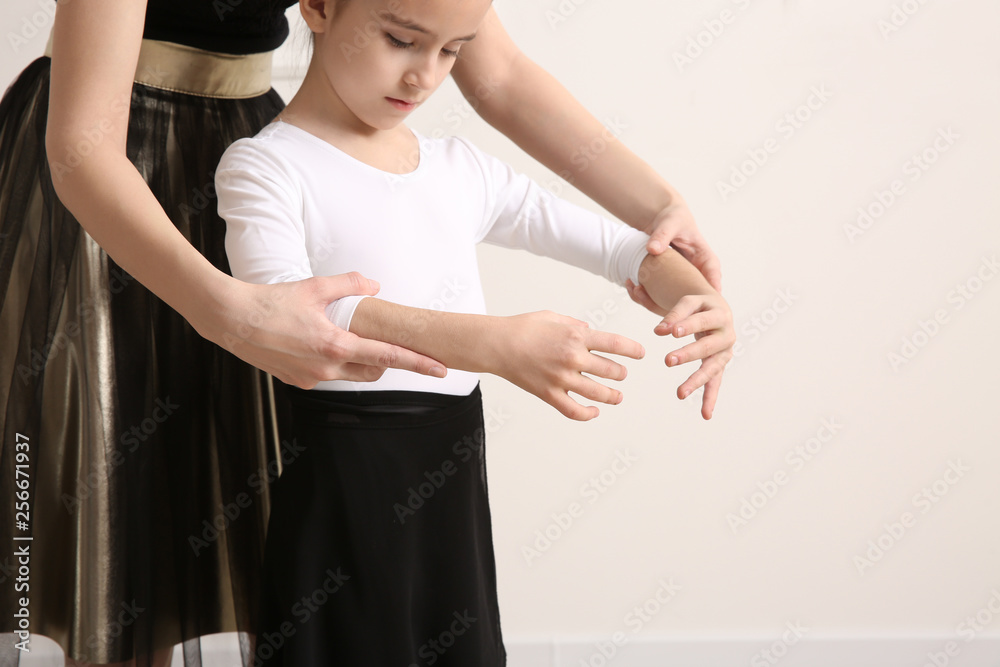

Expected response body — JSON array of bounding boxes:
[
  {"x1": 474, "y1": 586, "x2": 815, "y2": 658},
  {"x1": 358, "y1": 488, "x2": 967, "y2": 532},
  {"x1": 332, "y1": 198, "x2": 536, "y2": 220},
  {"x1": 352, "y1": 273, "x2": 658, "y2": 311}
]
[
  {"x1": 488, "y1": 311, "x2": 645, "y2": 421},
  {"x1": 203, "y1": 272, "x2": 447, "y2": 389},
  {"x1": 643, "y1": 198, "x2": 723, "y2": 293}
]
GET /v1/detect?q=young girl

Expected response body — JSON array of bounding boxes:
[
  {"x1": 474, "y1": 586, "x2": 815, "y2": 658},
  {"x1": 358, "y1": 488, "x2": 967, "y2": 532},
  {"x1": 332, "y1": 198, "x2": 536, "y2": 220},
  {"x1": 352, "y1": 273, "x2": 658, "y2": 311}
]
[{"x1": 215, "y1": 0, "x2": 735, "y2": 664}]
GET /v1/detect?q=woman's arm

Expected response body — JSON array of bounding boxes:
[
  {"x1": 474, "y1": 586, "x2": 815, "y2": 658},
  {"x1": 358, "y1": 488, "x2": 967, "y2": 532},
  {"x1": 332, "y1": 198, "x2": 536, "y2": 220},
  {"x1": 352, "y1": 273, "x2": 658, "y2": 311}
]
[
  {"x1": 44, "y1": 0, "x2": 443, "y2": 388},
  {"x1": 349, "y1": 299, "x2": 644, "y2": 422},
  {"x1": 451, "y1": 8, "x2": 722, "y2": 292}
]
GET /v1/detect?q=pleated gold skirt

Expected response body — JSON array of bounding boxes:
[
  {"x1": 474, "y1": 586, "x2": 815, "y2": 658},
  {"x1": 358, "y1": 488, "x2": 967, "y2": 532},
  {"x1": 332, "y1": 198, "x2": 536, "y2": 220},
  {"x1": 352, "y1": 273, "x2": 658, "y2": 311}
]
[{"x1": 0, "y1": 34, "x2": 287, "y2": 666}]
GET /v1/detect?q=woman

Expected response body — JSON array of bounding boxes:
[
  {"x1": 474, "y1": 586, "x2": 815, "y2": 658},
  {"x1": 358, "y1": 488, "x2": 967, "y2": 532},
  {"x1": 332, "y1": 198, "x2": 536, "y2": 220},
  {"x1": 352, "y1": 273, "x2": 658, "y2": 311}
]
[{"x1": 0, "y1": 1, "x2": 721, "y2": 665}]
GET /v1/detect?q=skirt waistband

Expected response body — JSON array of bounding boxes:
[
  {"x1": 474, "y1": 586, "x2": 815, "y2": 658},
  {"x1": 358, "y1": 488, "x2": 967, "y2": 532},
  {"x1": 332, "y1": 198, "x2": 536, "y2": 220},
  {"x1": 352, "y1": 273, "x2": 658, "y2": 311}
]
[
  {"x1": 43, "y1": 28, "x2": 274, "y2": 99},
  {"x1": 287, "y1": 383, "x2": 482, "y2": 427}
]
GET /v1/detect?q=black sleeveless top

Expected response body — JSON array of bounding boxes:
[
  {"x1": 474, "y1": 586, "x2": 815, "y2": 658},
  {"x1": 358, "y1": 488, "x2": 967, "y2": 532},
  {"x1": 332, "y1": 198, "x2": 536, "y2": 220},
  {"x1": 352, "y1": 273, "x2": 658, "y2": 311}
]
[{"x1": 56, "y1": 0, "x2": 299, "y2": 55}]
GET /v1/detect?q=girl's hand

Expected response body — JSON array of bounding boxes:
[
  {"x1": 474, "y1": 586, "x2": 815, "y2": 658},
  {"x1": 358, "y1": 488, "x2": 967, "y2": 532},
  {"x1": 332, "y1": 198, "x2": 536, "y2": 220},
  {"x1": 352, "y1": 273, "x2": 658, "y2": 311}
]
[
  {"x1": 644, "y1": 200, "x2": 723, "y2": 293},
  {"x1": 653, "y1": 293, "x2": 735, "y2": 420},
  {"x1": 206, "y1": 272, "x2": 447, "y2": 389},
  {"x1": 489, "y1": 311, "x2": 645, "y2": 421}
]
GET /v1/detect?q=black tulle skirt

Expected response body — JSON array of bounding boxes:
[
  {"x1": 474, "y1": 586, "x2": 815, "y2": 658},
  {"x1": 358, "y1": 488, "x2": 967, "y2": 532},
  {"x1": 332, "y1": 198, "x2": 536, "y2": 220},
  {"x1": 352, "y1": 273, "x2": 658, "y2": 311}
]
[
  {"x1": 0, "y1": 56, "x2": 288, "y2": 666},
  {"x1": 257, "y1": 383, "x2": 505, "y2": 666}
]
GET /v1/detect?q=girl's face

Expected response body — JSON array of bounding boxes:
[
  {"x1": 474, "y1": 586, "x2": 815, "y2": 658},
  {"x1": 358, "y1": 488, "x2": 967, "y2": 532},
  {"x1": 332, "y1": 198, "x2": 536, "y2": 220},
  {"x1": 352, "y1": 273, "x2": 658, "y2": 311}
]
[{"x1": 313, "y1": 0, "x2": 492, "y2": 131}]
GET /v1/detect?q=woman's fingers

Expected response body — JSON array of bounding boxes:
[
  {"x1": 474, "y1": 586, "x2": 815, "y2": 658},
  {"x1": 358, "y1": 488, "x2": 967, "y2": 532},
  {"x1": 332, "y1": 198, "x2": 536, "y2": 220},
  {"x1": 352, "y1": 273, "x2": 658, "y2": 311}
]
[
  {"x1": 312, "y1": 271, "x2": 381, "y2": 301},
  {"x1": 334, "y1": 334, "x2": 446, "y2": 380},
  {"x1": 335, "y1": 362, "x2": 388, "y2": 383}
]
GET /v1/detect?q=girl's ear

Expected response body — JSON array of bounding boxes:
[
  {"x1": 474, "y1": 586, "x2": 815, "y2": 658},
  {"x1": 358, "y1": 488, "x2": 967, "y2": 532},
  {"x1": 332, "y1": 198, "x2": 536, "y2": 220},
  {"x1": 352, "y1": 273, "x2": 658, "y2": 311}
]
[{"x1": 299, "y1": 0, "x2": 331, "y2": 33}]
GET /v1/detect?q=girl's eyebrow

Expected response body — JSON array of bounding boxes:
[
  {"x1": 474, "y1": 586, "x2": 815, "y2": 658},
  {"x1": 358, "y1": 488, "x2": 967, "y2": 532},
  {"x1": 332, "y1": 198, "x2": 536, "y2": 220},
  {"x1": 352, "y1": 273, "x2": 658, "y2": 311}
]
[{"x1": 385, "y1": 13, "x2": 478, "y2": 42}]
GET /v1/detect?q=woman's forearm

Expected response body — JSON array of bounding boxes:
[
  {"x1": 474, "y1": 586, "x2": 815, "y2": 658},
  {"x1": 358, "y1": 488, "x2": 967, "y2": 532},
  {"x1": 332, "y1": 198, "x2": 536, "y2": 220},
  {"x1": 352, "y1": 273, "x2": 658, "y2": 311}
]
[
  {"x1": 348, "y1": 298, "x2": 503, "y2": 374},
  {"x1": 45, "y1": 1, "x2": 232, "y2": 335},
  {"x1": 47, "y1": 148, "x2": 232, "y2": 333},
  {"x1": 452, "y1": 8, "x2": 680, "y2": 234},
  {"x1": 481, "y1": 58, "x2": 678, "y2": 230}
]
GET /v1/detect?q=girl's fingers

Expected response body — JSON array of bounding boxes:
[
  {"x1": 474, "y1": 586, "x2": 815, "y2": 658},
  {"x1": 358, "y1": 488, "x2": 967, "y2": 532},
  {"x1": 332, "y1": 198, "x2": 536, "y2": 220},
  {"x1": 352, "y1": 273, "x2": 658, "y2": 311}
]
[
  {"x1": 568, "y1": 373, "x2": 624, "y2": 407},
  {"x1": 584, "y1": 329, "x2": 645, "y2": 360},
  {"x1": 699, "y1": 373, "x2": 723, "y2": 420},
  {"x1": 581, "y1": 352, "x2": 629, "y2": 382},
  {"x1": 654, "y1": 295, "x2": 705, "y2": 335},
  {"x1": 550, "y1": 392, "x2": 600, "y2": 421},
  {"x1": 677, "y1": 353, "x2": 729, "y2": 400},
  {"x1": 666, "y1": 329, "x2": 734, "y2": 367},
  {"x1": 668, "y1": 310, "x2": 728, "y2": 338}
]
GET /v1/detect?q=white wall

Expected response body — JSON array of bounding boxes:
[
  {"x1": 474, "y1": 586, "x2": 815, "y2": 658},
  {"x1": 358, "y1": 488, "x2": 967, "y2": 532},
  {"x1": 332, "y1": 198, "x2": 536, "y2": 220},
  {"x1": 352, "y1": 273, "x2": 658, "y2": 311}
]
[{"x1": 4, "y1": 0, "x2": 1000, "y2": 664}]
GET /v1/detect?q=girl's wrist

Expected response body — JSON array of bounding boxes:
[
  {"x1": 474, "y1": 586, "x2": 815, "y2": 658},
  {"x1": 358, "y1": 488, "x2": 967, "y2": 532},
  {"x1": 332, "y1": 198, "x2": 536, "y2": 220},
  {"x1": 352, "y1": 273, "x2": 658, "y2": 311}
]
[{"x1": 480, "y1": 315, "x2": 514, "y2": 378}]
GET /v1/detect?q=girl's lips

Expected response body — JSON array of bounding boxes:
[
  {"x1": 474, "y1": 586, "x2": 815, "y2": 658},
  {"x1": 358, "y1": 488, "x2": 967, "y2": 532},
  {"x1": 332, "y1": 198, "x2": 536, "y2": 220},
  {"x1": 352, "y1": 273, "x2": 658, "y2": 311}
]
[{"x1": 386, "y1": 97, "x2": 416, "y2": 111}]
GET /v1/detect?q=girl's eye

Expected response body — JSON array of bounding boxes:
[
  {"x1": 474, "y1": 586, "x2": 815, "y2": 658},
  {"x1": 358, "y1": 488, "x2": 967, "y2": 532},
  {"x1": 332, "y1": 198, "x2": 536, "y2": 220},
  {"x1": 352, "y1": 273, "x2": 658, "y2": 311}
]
[
  {"x1": 386, "y1": 33, "x2": 412, "y2": 49},
  {"x1": 442, "y1": 48, "x2": 459, "y2": 58}
]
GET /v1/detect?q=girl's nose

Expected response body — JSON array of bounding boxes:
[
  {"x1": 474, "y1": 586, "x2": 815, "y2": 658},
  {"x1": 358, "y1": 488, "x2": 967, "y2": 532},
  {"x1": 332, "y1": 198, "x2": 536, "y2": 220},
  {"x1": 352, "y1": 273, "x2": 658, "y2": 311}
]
[{"x1": 403, "y1": 56, "x2": 437, "y2": 91}]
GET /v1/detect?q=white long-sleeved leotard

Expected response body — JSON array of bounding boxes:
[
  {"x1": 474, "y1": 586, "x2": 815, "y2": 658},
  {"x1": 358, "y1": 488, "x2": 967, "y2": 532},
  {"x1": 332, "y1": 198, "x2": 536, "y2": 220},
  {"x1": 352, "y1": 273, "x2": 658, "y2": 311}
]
[{"x1": 217, "y1": 120, "x2": 650, "y2": 395}]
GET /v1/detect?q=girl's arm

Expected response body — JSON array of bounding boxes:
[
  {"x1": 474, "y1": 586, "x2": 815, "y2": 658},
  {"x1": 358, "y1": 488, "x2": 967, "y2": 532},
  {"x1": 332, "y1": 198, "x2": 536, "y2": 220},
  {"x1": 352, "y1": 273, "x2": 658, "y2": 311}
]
[
  {"x1": 464, "y1": 137, "x2": 734, "y2": 420},
  {"x1": 348, "y1": 299, "x2": 644, "y2": 422},
  {"x1": 634, "y1": 249, "x2": 735, "y2": 420},
  {"x1": 216, "y1": 144, "x2": 642, "y2": 422},
  {"x1": 451, "y1": 8, "x2": 723, "y2": 292},
  {"x1": 45, "y1": 0, "x2": 443, "y2": 388}
]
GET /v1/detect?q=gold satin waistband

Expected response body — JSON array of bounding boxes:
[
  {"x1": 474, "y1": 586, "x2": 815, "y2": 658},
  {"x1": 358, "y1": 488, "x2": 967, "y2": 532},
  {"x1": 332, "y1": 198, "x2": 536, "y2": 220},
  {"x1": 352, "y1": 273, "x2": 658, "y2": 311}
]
[{"x1": 43, "y1": 29, "x2": 274, "y2": 99}]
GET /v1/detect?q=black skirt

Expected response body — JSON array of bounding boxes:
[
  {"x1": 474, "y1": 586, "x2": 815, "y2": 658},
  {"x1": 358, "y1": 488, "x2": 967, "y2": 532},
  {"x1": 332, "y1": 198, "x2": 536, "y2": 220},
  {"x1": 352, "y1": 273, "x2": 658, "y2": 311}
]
[
  {"x1": 0, "y1": 56, "x2": 287, "y2": 666},
  {"x1": 257, "y1": 383, "x2": 506, "y2": 666}
]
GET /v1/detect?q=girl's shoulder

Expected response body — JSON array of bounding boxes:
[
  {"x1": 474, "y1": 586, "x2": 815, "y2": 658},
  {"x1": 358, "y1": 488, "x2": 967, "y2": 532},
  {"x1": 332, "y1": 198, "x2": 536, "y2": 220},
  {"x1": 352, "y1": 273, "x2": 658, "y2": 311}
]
[
  {"x1": 415, "y1": 132, "x2": 497, "y2": 179},
  {"x1": 216, "y1": 123, "x2": 303, "y2": 193},
  {"x1": 220, "y1": 122, "x2": 300, "y2": 166}
]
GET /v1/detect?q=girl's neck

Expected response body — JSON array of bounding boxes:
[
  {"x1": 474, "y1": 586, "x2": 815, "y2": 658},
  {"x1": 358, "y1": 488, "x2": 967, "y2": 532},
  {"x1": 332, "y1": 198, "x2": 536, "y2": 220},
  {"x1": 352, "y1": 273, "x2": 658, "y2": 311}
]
[{"x1": 274, "y1": 63, "x2": 418, "y2": 175}]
